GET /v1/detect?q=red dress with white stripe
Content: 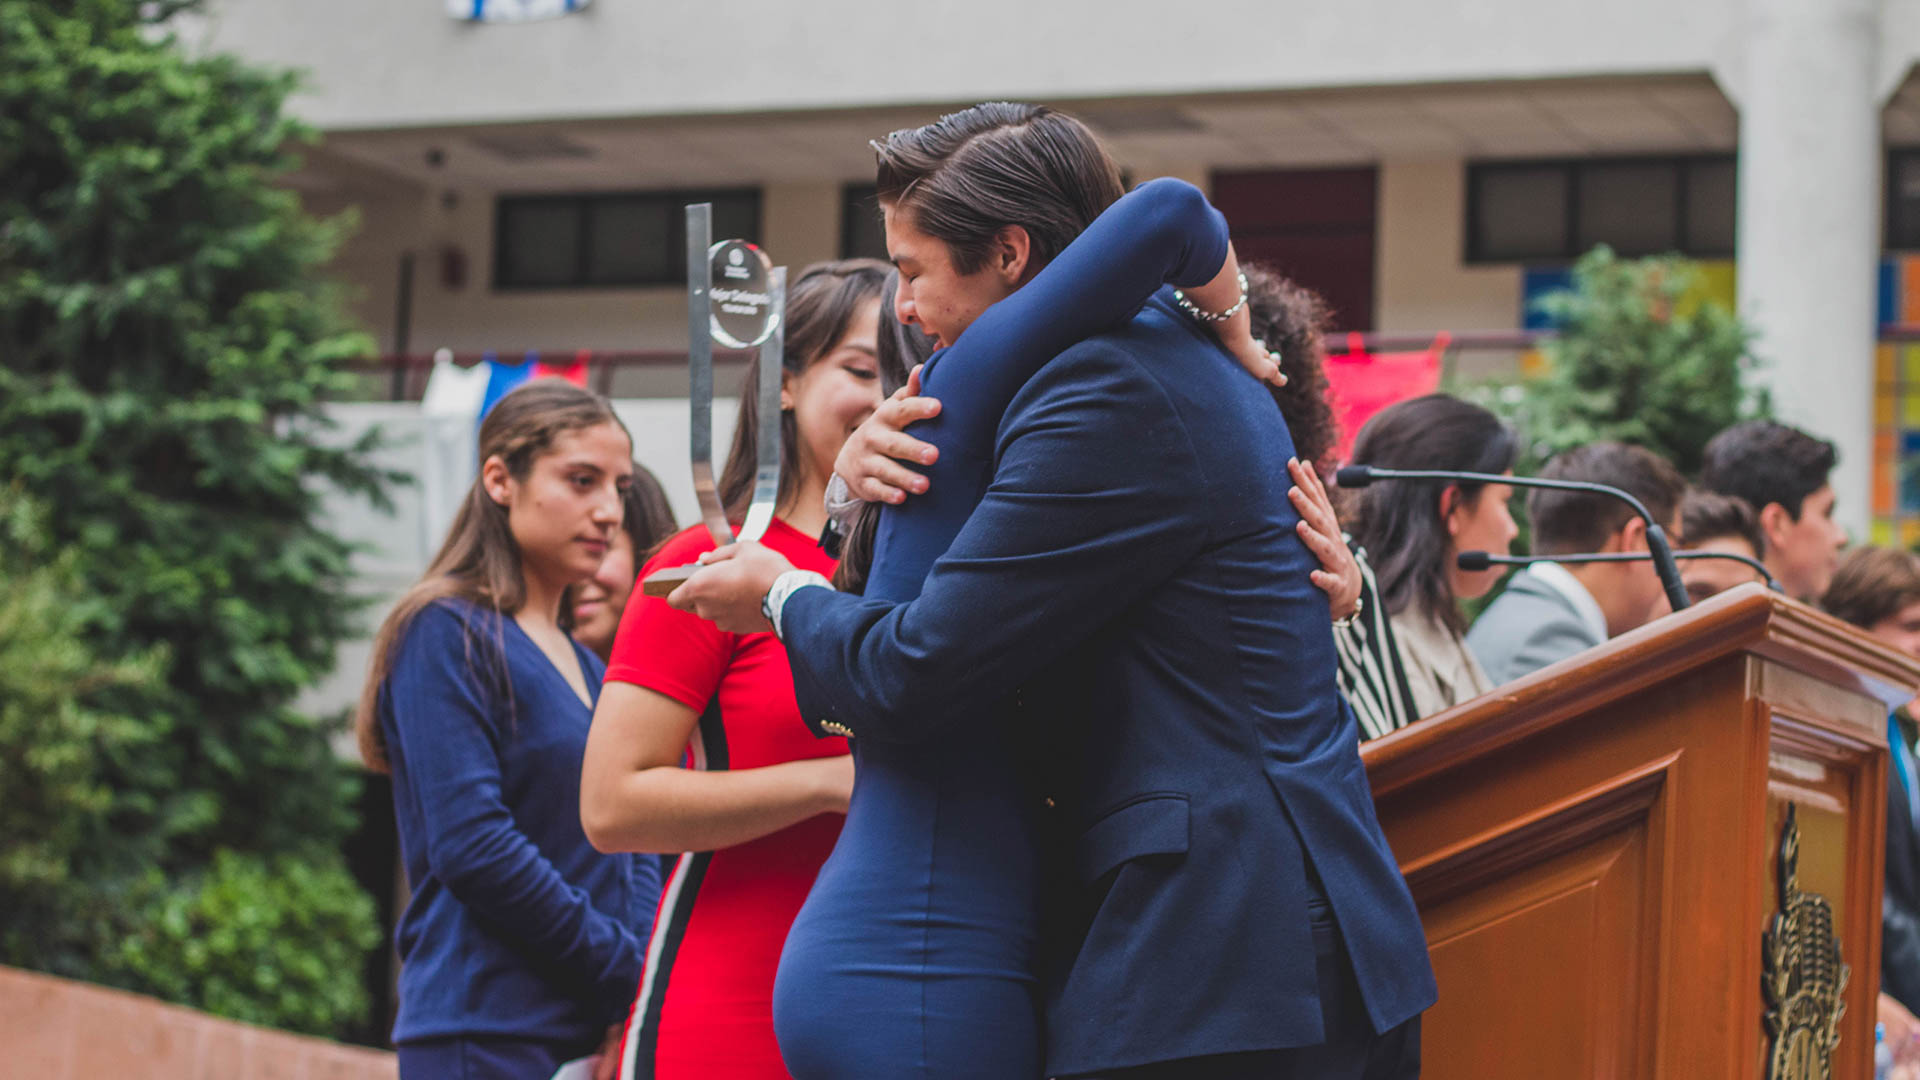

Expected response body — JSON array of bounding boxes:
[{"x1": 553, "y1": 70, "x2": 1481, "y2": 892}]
[{"x1": 603, "y1": 519, "x2": 847, "y2": 1080}]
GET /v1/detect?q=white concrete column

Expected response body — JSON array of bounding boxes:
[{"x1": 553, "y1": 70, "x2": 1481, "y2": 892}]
[{"x1": 1735, "y1": 0, "x2": 1882, "y2": 538}]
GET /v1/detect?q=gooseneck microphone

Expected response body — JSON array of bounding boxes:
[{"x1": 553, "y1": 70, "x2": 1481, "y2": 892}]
[
  {"x1": 1335, "y1": 464, "x2": 1691, "y2": 612},
  {"x1": 1455, "y1": 549, "x2": 1779, "y2": 594}
]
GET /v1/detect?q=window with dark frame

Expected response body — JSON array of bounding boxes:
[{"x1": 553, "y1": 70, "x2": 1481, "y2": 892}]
[
  {"x1": 1889, "y1": 149, "x2": 1920, "y2": 252},
  {"x1": 493, "y1": 189, "x2": 761, "y2": 289},
  {"x1": 841, "y1": 183, "x2": 887, "y2": 261},
  {"x1": 1466, "y1": 155, "x2": 1736, "y2": 264}
]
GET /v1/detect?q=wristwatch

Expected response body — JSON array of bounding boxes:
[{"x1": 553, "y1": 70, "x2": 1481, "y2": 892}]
[{"x1": 762, "y1": 569, "x2": 833, "y2": 638}]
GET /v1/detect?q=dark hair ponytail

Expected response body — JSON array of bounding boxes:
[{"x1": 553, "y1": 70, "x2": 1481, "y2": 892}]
[
  {"x1": 620, "y1": 461, "x2": 677, "y2": 559},
  {"x1": 1242, "y1": 263, "x2": 1339, "y2": 470}
]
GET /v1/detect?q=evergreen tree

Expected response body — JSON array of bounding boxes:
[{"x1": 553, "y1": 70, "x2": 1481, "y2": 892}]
[
  {"x1": 0, "y1": 487, "x2": 161, "y2": 971},
  {"x1": 1459, "y1": 245, "x2": 1769, "y2": 479},
  {"x1": 0, "y1": 0, "x2": 392, "y2": 1036}
]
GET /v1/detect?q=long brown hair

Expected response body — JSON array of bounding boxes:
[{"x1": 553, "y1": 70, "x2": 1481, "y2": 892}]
[
  {"x1": 355, "y1": 380, "x2": 628, "y2": 772},
  {"x1": 832, "y1": 270, "x2": 933, "y2": 594},
  {"x1": 718, "y1": 258, "x2": 890, "y2": 518},
  {"x1": 1346, "y1": 393, "x2": 1516, "y2": 634},
  {"x1": 621, "y1": 460, "x2": 677, "y2": 557}
]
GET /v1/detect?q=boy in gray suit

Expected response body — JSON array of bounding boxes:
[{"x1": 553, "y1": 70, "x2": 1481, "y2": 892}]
[{"x1": 1468, "y1": 442, "x2": 1686, "y2": 684}]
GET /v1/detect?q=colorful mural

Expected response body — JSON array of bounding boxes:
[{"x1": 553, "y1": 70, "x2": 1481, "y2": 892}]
[{"x1": 1873, "y1": 255, "x2": 1920, "y2": 547}]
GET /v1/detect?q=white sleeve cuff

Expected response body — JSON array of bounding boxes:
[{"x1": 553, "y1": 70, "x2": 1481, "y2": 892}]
[{"x1": 764, "y1": 569, "x2": 833, "y2": 639}]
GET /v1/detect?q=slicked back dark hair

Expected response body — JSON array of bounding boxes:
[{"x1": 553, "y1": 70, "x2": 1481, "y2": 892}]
[
  {"x1": 1529, "y1": 442, "x2": 1686, "y2": 555},
  {"x1": 1679, "y1": 489, "x2": 1766, "y2": 560},
  {"x1": 1346, "y1": 393, "x2": 1517, "y2": 634},
  {"x1": 1700, "y1": 420, "x2": 1837, "y2": 522},
  {"x1": 872, "y1": 102, "x2": 1126, "y2": 277}
]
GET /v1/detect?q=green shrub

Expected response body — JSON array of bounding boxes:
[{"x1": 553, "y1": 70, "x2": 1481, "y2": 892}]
[{"x1": 104, "y1": 850, "x2": 383, "y2": 1038}]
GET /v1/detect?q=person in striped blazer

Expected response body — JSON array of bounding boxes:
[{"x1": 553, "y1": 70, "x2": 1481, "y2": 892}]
[{"x1": 1341, "y1": 395, "x2": 1521, "y2": 727}]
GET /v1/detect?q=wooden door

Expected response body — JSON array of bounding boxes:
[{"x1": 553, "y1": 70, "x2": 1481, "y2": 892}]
[{"x1": 1210, "y1": 167, "x2": 1377, "y2": 332}]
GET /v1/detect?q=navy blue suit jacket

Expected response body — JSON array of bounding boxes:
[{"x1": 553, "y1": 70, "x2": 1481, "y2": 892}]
[{"x1": 781, "y1": 293, "x2": 1436, "y2": 1073}]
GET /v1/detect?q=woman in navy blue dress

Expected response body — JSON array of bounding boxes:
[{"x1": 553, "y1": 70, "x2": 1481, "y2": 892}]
[
  {"x1": 356, "y1": 381, "x2": 663, "y2": 1079},
  {"x1": 756, "y1": 166, "x2": 1271, "y2": 1076}
]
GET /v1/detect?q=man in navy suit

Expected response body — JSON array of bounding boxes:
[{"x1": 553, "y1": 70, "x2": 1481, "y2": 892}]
[{"x1": 670, "y1": 103, "x2": 1434, "y2": 1078}]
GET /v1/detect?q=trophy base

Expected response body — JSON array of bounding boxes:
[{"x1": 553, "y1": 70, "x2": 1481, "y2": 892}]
[{"x1": 639, "y1": 563, "x2": 701, "y2": 599}]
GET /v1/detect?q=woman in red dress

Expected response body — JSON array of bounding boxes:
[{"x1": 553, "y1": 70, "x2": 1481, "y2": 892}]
[{"x1": 580, "y1": 259, "x2": 891, "y2": 1080}]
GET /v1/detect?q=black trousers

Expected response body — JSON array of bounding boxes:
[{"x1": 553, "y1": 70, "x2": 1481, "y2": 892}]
[{"x1": 1064, "y1": 902, "x2": 1423, "y2": 1080}]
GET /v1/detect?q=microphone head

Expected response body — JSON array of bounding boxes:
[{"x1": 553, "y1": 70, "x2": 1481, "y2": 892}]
[
  {"x1": 1455, "y1": 550, "x2": 1493, "y2": 572},
  {"x1": 1334, "y1": 465, "x2": 1374, "y2": 489}
]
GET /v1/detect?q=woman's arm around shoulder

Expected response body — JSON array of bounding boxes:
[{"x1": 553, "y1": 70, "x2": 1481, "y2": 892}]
[{"x1": 924, "y1": 178, "x2": 1270, "y2": 421}]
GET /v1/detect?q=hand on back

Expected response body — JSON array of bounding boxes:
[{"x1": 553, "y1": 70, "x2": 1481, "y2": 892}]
[
  {"x1": 835, "y1": 364, "x2": 942, "y2": 504},
  {"x1": 1211, "y1": 303, "x2": 1287, "y2": 389},
  {"x1": 1289, "y1": 458, "x2": 1362, "y2": 621}
]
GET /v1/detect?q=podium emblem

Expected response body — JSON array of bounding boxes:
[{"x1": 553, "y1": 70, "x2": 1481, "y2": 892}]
[{"x1": 1762, "y1": 802, "x2": 1848, "y2": 1080}]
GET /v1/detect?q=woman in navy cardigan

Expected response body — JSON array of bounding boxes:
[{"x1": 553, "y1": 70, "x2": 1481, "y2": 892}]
[{"x1": 355, "y1": 380, "x2": 663, "y2": 1079}]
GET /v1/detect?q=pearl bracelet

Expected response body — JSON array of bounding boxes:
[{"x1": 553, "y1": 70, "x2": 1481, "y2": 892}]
[
  {"x1": 1172, "y1": 270, "x2": 1250, "y2": 323},
  {"x1": 761, "y1": 569, "x2": 832, "y2": 639}
]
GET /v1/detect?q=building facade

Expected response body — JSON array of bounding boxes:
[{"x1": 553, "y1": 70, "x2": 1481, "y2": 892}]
[{"x1": 193, "y1": 0, "x2": 1920, "y2": 543}]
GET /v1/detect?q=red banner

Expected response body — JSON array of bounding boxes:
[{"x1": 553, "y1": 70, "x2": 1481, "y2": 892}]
[{"x1": 1324, "y1": 332, "x2": 1449, "y2": 463}]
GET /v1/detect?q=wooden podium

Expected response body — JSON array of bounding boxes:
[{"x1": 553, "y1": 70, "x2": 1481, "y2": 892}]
[{"x1": 1362, "y1": 583, "x2": 1920, "y2": 1077}]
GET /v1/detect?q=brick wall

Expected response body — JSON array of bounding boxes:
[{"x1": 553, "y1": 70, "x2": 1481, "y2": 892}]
[{"x1": 0, "y1": 965, "x2": 396, "y2": 1079}]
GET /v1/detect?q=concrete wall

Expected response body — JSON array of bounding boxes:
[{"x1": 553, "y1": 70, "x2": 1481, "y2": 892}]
[
  {"x1": 309, "y1": 187, "x2": 430, "y2": 357},
  {"x1": 317, "y1": 160, "x2": 1540, "y2": 370},
  {"x1": 188, "y1": 0, "x2": 1740, "y2": 131},
  {"x1": 1374, "y1": 158, "x2": 1522, "y2": 335},
  {"x1": 1, "y1": 966, "x2": 395, "y2": 1080},
  {"x1": 313, "y1": 179, "x2": 847, "y2": 370}
]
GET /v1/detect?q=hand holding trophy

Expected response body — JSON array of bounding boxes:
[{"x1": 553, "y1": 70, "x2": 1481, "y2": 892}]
[{"x1": 641, "y1": 203, "x2": 786, "y2": 598}]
